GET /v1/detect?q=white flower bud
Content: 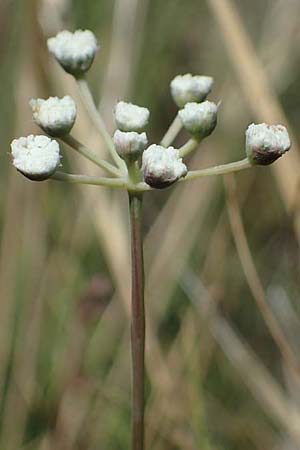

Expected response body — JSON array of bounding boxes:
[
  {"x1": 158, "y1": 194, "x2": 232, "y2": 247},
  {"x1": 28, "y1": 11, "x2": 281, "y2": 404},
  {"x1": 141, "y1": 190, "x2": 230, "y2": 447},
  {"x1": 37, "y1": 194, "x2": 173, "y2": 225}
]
[
  {"x1": 179, "y1": 101, "x2": 218, "y2": 138},
  {"x1": 142, "y1": 144, "x2": 187, "y2": 189},
  {"x1": 170, "y1": 74, "x2": 214, "y2": 108},
  {"x1": 30, "y1": 96, "x2": 77, "y2": 137},
  {"x1": 47, "y1": 30, "x2": 98, "y2": 76},
  {"x1": 246, "y1": 123, "x2": 291, "y2": 165},
  {"x1": 113, "y1": 130, "x2": 148, "y2": 162},
  {"x1": 11, "y1": 135, "x2": 61, "y2": 181},
  {"x1": 114, "y1": 101, "x2": 150, "y2": 132}
]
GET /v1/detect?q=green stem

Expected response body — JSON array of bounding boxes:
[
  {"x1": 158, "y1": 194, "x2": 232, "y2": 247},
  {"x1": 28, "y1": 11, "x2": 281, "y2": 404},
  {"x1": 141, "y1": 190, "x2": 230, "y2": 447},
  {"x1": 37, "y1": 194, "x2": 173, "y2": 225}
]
[
  {"x1": 51, "y1": 158, "x2": 252, "y2": 190},
  {"x1": 161, "y1": 114, "x2": 182, "y2": 147},
  {"x1": 182, "y1": 158, "x2": 252, "y2": 182},
  {"x1": 128, "y1": 192, "x2": 145, "y2": 450},
  {"x1": 51, "y1": 171, "x2": 151, "y2": 192},
  {"x1": 51, "y1": 171, "x2": 128, "y2": 188},
  {"x1": 179, "y1": 137, "x2": 201, "y2": 158},
  {"x1": 76, "y1": 77, "x2": 126, "y2": 170},
  {"x1": 61, "y1": 135, "x2": 123, "y2": 177}
]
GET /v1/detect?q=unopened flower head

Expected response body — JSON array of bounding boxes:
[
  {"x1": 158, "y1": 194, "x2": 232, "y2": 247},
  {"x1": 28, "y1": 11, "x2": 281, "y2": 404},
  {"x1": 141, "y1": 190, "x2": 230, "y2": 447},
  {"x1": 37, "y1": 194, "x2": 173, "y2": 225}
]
[
  {"x1": 30, "y1": 96, "x2": 77, "y2": 137},
  {"x1": 171, "y1": 74, "x2": 214, "y2": 108},
  {"x1": 142, "y1": 144, "x2": 187, "y2": 189},
  {"x1": 113, "y1": 130, "x2": 148, "y2": 162},
  {"x1": 179, "y1": 101, "x2": 218, "y2": 138},
  {"x1": 115, "y1": 101, "x2": 150, "y2": 133},
  {"x1": 246, "y1": 123, "x2": 291, "y2": 165},
  {"x1": 11, "y1": 135, "x2": 61, "y2": 181},
  {"x1": 47, "y1": 30, "x2": 98, "y2": 76}
]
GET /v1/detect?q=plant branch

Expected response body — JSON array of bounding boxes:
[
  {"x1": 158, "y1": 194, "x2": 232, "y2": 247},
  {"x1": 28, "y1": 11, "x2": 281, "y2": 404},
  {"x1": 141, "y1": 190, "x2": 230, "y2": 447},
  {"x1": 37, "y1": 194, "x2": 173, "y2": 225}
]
[
  {"x1": 179, "y1": 137, "x2": 201, "y2": 158},
  {"x1": 182, "y1": 157, "x2": 252, "y2": 182},
  {"x1": 76, "y1": 77, "x2": 125, "y2": 170},
  {"x1": 61, "y1": 134, "x2": 123, "y2": 177},
  {"x1": 51, "y1": 171, "x2": 127, "y2": 188},
  {"x1": 161, "y1": 114, "x2": 182, "y2": 147},
  {"x1": 129, "y1": 192, "x2": 145, "y2": 450}
]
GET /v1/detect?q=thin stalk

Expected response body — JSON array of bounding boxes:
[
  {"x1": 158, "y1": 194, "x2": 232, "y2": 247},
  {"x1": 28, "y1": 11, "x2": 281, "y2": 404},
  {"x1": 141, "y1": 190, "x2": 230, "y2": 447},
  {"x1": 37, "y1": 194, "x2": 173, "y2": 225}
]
[
  {"x1": 179, "y1": 137, "x2": 201, "y2": 158},
  {"x1": 51, "y1": 171, "x2": 128, "y2": 188},
  {"x1": 61, "y1": 135, "x2": 123, "y2": 177},
  {"x1": 225, "y1": 174, "x2": 300, "y2": 375},
  {"x1": 128, "y1": 192, "x2": 145, "y2": 450},
  {"x1": 76, "y1": 77, "x2": 125, "y2": 170},
  {"x1": 161, "y1": 114, "x2": 182, "y2": 147},
  {"x1": 182, "y1": 157, "x2": 251, "y2": 182}
]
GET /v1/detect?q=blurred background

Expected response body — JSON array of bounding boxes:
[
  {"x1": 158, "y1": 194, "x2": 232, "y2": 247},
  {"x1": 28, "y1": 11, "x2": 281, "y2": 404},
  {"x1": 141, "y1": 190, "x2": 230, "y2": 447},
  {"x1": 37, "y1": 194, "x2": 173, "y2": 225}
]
[{"x1": 1, "y1": 0, "x2": 300, "y2": 449}]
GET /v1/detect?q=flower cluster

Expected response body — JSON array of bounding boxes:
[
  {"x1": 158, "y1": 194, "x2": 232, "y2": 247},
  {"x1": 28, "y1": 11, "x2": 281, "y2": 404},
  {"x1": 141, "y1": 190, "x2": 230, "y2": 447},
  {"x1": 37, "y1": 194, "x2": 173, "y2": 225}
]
[
  {"x1": 171, "y1": 74, "x2": 213, "y2": 107},
  {"x1": 142, "y1": 145, "x2": 187, "y2": 189},
  {"x1": 179, "y1": 101, "x2": 218, "y2": 138},
  {"x1": 11, "y1": 135, "x2": 61, "y2": 181},
  {"x1": 9, "y1": 28, "x2": 292, "y2": 190},
  {"x1": 47, "y1": 30, "x2": 98, "y2": 76},
  {"x1": 113, "y1": 130, "x2": 148, "y2": 163},
  {"x1": 246, "y1": 123, "x2": 291, "y2": 165},
  {"x1": 30, "y1": 96, "x2": 76, "y2": 137}
]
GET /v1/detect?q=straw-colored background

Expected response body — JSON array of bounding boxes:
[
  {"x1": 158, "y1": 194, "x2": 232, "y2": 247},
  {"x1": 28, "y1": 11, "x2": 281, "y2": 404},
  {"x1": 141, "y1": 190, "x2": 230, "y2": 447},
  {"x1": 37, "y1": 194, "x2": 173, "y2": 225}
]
[{"x1": 1, "y1": 0, "x2": 300, "y2": 449}]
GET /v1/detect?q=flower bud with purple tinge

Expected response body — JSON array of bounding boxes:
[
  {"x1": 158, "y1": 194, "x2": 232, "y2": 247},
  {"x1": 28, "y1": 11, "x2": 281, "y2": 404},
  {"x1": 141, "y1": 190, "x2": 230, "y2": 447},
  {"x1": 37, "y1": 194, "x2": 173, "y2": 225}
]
[
  {"x1": 245, "y1": 123, "x2": 291, "y2": 165},
  {"x1": 142, "y1": 144, "x2": 187, "y2": 189},
  {"x1": 47, "y1": 30, "x2": 98, "y2": 76}
]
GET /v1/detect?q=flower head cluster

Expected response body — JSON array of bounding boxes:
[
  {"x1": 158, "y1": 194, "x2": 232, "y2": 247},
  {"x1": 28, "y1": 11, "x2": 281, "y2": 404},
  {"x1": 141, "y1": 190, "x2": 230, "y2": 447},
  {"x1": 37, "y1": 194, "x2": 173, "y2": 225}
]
[
  {"x1": 11, "y1": 135, "x2": 61, "y2": 181},
  {"x1": 171, "y1": 74, "x2": 213, "y2": 107},
  {"x1": 142, "y1": 145, "x2": 187, "y2": 188},
  {"x1": 170, "y1": 73, "x2": 218, "y2": 141},
  {"x1": 47, "y1": 30, "x2": 98, "y2": 76},
  {"x1": 179, "y1": 101, "x2": 218, "y2": 138},
  {"x1": 9, "y1": 27, "x2": 292, "y2": 192},
  {"x1": 113, "y1": 130, "x2": 148, "y2": 162},
  {"x1": 246, "y1": 123, "x2": 291, "y2": 165},
  {"x1": 30, "y1": 96, "x2": 77, "y2": 137},
  {"x1": 114, "y1": 102, "x2": 150, "y2": 133},
  {"x1": 113, "y1": 101, "x2": 150, "y2": 164}
]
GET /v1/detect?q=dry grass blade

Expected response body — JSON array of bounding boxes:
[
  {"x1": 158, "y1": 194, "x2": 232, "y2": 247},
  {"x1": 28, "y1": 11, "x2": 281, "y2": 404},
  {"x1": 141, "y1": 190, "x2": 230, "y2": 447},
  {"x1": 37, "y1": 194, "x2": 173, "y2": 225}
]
[
  {"x1": 207, "y1": 395, "x2": 277, "y2": 449},
  {"x1": 224, "y1": 174, "x2": 299, "y2": 375},
  {"x1": 206, "y1": 0, "x2": 300, "y2": 212},
  {"x1": 146, "y1": 308, "x2": 214, "y2": 450},
  {"x1": 99, "y1": 0, "x2": 150, "y2": 123},
  {"x1": 145, "y1": 150, "x2": 218, "y2": 319},
  {"x1": 0, "y1": 5, "x2": 50, "y2": 447},
  {"x1": 181, "y1": 271, "x2": 300, "y2": 442},
  {"x1": 0, "y1": 176, "x2": 24, "y2": 405},
  {"x1": 259, "y1": 0, "x2": 300, "y2": 93}
]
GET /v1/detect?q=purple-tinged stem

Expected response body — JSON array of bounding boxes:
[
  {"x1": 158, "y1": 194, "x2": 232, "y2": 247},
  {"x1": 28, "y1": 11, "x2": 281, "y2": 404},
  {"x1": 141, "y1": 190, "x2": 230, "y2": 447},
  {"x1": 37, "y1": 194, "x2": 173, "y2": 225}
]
[{"x1": 128, "y1": 192, "x2": 145, "y2": 450}]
